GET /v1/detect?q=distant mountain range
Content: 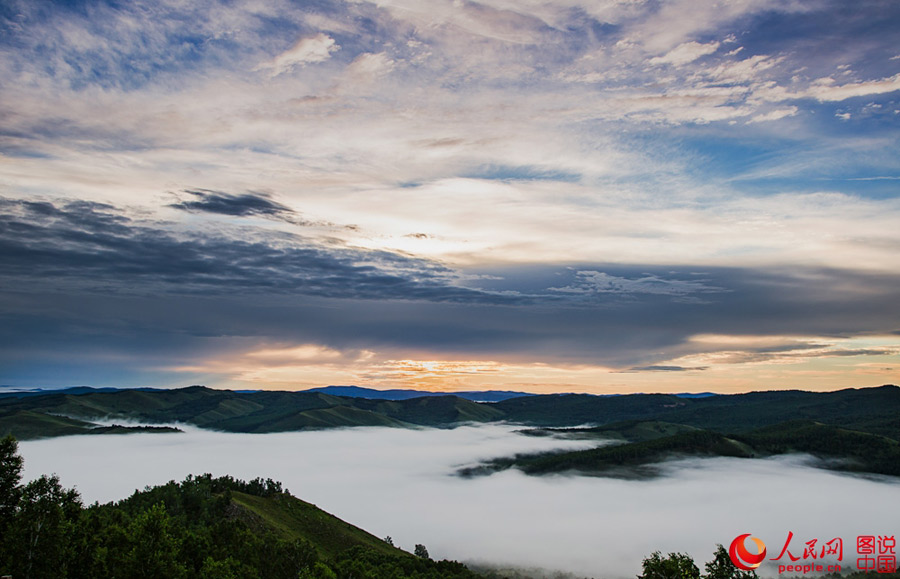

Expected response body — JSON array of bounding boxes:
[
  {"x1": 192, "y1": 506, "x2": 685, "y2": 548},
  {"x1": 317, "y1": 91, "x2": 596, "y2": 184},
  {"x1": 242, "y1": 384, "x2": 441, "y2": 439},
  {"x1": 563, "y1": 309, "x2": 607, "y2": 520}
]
[
  {"x1": 302, "y1": 385, "x2": 533, "y2": 402},
  {"x1": 0, "y1": 383, "x2": 894, "y2": 438},
  {"x1": 0, "y1": 384, "x2": 718, "y2": 402},
  {"x1": 2, "y1": 383, "x2": 898, "y2": 479}
]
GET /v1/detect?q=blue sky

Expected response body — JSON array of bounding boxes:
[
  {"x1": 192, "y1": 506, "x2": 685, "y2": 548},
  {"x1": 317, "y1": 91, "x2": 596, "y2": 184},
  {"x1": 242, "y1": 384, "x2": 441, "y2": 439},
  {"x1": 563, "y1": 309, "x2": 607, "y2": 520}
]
[{"x1": 1, "y1": 0, "x2": 899, "y2": 393}]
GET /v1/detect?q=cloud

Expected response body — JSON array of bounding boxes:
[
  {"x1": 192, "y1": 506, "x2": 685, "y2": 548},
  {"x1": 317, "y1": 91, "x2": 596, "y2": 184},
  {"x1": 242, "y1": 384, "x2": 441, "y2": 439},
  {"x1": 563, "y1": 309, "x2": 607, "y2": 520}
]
[
  {"x1": 0, "y1": 0, "x2": 306, "y2": 90},
  {"x1": 548, "y1": 270, "x2": 727, "y2": 302},
  {"x1": 0, "y1": 197, "x2": 523, "y2": 304},
  {"x1": 256, "y1": 33, "x2": 340, "y2": 77},
  {"x1": 747, "y1": 106, "x2": 798, "y2": 123},
  {"x1": 648, "y1": 41, "x2": 720, "y2": 67},
  {"x1": 345, "y1": 52, "x2": 395, "y2": 81},
  {"x1": 168, "y1": 343, "x2": 378, "y2": 387},
  {"x1": 628, "y1": 365, "x2": 709, "y2": 372},
  {"x1": 169, "y1": 189, "x2": 303, "y2": 223},
  {"x1": 623, "y1": 0, "x2": 799, "y2": 54},
  {"x1": 654, "y1": 334, "x2": 900, "y2": 369},
  {"x1": 355, "y1": 0, "x2": 551, "y2": 45},
  {"x1": 2, "y1": 0, "x2": 900, "y2": 391},
  {"x1": 4, "y1": 219, "x2": 899, "y2": 391},
  {"x1": 801, "y1": 73, "x2": 900, "y2": 102},
  {"x1": 18, "y1": 426, "x2": 900, "y2": 578}
]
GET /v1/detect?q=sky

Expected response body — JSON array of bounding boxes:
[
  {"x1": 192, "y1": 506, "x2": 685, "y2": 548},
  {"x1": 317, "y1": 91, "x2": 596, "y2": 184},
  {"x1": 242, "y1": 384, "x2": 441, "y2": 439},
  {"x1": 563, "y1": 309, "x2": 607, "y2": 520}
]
[
  {"x1": 18, "y1": 424, "x2": 900, "y2": 577},
  {"x1": 1, "y1": 0, "x2": 899, "y2": 393}
]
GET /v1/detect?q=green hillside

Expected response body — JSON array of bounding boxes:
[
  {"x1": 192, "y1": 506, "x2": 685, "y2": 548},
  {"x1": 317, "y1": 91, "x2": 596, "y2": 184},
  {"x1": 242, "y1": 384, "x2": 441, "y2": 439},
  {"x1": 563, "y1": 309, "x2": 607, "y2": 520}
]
[
  {"x1": 463, "y1": 420, "x2": 900, "y2": 479},
  {"x1": 461, "y1": 429, "x2": 755, "y2": 478},
  {"x1": 519, "y1": 420, "x2": 703, "y2": 442},
  {"x1": 493, "y1": 392, "x2": 686, "y2": 426},
  {"x1": 649, "y1": 385, "x2": 900, "y2": 437},
  {"x1": 229, "y1": 491, "x2": 401, "y2": 560},
  {"x1": 0, "y1": 386, "x2": 505, "y2": 439},
  {"x1": 493, "y1": 385, "x2": 900, "y2": 438},
  {"x1": 737, "y1": 420, "x2": 900, "y2": 476},
  {"x1": 0, "y1": 409, "x2": 94, "y2": 439},
  {"x1": 356, "y1": 395, "x2": 507, "y2": 425}
]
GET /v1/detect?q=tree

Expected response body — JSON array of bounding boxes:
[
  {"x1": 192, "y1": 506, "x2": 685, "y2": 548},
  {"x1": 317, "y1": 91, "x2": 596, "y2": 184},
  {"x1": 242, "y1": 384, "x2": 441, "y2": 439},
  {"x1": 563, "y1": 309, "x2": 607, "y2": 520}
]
[
  {"x1": 0, "y1": 435, "x2": 23, "y2": 525},
  {"x1": 639, "y1": 551, "x2": 701, "y2": 579},
  {"x1": 122, "y1": 503, "x2": 186, "y2": 578},
  {"x1": 198, "y1": 556, "x2": 244, "y2": 579},
  {"x1": 8, "y1": 473, "x2": 82, "y2": 579},
  {"x1": 298, "y1": 562, "x2": 338, "y2": 579},
  {"x1": 414, "y1": 543, "x2": 431, "y2": 559},
  {"x1": 384, "y1": 535, "x2": 394, "y2": 546},
  {"x1": 704, "y1": 544, "x2": 757, "y2": 579},
  {"x1": 0, "y1": 435, "x2": 24, "y2": 575}
]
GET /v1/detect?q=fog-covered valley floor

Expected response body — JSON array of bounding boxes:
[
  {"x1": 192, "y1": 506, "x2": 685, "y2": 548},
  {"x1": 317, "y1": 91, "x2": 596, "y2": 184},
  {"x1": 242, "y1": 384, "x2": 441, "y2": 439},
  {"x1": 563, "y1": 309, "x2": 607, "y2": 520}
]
[{"x1": 18, "y1": 424, "x2": 900, "y2": 578}]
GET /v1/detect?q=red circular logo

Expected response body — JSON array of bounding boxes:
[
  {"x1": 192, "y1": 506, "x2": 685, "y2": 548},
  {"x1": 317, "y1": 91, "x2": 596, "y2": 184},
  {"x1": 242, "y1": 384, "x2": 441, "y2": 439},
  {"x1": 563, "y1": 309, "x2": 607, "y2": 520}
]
[{"x1": 729, "y1": 534, "x2": 767, "y2": 570}]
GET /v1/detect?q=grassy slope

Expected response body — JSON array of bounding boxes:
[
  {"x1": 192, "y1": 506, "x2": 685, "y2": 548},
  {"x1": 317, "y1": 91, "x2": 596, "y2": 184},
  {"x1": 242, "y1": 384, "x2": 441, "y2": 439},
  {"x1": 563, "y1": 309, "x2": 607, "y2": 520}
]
[
  {"x1": 244, "y1": 405, "x2": 408, "y2": 432},
  {"x1": 230, "y1": 491, "x2": 404, "y2": 560},
  {"x1": 357, "y1": 395, "x2": 507, "y2": 425},
  {"x1": 0, "y1": 410, "x2": 94, "y2": 439}
]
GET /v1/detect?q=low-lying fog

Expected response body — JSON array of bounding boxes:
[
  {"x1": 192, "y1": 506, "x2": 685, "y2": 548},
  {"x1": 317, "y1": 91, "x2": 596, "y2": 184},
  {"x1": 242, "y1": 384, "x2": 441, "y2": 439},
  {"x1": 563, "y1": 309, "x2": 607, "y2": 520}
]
[{"x1": 19, "y1": 424, "x2": 900, "y2": 578}]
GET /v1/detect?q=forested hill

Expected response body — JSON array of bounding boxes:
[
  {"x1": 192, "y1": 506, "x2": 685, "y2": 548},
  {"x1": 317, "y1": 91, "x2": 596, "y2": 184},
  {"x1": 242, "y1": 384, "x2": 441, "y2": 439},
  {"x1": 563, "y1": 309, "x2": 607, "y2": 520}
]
[
  {"x1": 0, "y1": 386, "x2": 505, "y2": 439},
  {"x1": 0, "y1": 384, "x2": 898, "y2": 442},
  {"x1": 0, "y1": 435, "x2": 479, "y2": 578},
  {"x1": 462, "y1": 420, "x2": 900, "y2": 479},
  {"x1": 494, "y1": 384, "x2": 900, "y2": 438}
]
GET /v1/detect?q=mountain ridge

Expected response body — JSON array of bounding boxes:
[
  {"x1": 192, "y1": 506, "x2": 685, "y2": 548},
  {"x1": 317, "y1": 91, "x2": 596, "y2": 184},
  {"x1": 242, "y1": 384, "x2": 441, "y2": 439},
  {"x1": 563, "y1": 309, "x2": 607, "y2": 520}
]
[{"x1": 1, "y1": 383, "x2": 897, "y2": 442}]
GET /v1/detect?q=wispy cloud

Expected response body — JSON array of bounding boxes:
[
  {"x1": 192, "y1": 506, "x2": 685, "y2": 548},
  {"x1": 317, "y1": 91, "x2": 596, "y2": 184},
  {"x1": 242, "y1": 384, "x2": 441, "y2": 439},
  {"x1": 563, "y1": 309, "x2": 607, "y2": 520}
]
[
  {"x1": 801, "y1": 73, "x2": 900, "y2": 102},
  {"x1": 628, "y1": 365, "x2": 709, "y2": 373},
  {"x1": 548, "y1": 271, "x2": 727, "y2": 302},
  {"x1": 256, "y1": 33, "x2": 340, "y2": 77},
  {"x1": 648, "y1": 41, "x2": 721, "y2": 67}
]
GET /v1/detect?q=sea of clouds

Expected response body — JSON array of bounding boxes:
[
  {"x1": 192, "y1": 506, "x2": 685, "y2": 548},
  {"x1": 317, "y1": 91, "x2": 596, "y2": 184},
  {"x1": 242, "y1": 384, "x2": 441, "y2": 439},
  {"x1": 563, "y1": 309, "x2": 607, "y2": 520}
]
[{"x1": 18, "y1": 424, "x2": 900, "y2": 578}]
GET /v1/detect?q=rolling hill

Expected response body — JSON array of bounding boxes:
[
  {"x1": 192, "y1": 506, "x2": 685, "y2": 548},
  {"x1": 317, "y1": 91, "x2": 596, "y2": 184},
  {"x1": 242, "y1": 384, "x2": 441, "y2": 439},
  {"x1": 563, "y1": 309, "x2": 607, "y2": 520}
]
[
  {"x1": 2, "y1": 384, "x2": 899, "y2": 480},
  {"x1": 461, "y1": 420, "x2": 900, "y2": 479},
  {"x1": 0, "y1": 386, "x2": 506, "y2": 439}
]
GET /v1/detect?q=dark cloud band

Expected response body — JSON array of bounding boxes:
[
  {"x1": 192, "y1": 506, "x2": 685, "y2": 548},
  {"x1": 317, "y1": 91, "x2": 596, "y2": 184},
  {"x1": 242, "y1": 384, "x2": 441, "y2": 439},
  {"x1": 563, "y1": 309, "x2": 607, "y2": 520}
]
[{"x1": 0, "y1": 197, "x2": 523, "y2": 304}]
